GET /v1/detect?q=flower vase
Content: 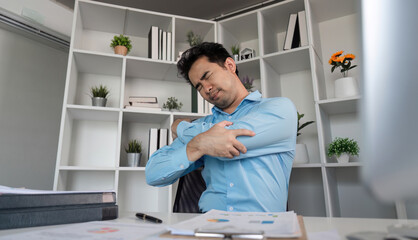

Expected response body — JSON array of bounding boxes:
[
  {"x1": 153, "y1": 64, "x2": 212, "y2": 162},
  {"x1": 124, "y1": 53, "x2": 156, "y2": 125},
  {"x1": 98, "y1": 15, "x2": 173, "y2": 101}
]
[{"x1": 334, "y1": 77, "x2": 359, "y2": 98}]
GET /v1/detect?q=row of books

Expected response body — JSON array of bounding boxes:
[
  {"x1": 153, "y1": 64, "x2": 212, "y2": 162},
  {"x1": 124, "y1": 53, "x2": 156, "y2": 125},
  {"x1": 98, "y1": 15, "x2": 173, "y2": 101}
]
[
  {"x1": 0, "y1": 185, "x2": 117, "y2": 229},
  {"x1": 148, "y1": 128, "x2": 168, "y2": 158},
  {"x1": 148, "y1": 26, "x2": 172, "y2": 61},
  {"x1": 283, "y1": 10, "x2": 308, "y2": 50}
]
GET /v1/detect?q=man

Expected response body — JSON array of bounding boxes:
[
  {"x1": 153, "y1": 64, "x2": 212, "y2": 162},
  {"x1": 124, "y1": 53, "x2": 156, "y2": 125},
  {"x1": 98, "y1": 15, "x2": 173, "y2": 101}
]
[{"x1": 146, "y1": 42, "x2": 297, "y2": 212}]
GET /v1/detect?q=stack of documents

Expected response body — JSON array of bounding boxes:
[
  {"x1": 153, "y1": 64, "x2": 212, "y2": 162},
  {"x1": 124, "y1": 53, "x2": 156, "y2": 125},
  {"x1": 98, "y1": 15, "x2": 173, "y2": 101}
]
[
  {"x1": 0, "y1": 185, "x2": 118, "y2": 229},
  {"x1": 168, "y1": 209, "x2": 302, "y2": 238}
]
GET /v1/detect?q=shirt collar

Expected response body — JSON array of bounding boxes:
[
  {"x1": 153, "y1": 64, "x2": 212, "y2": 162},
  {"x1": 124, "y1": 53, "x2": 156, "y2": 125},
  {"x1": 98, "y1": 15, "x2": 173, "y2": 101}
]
[{"x1": 211, "y1": 90, "x2": 262, "y2": 116}]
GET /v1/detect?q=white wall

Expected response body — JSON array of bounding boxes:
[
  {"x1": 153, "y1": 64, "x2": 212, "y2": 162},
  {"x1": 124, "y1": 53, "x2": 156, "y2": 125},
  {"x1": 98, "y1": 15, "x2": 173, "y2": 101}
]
[{"x1": 0, "y1": 26, "x2": 68, "y2": 190}]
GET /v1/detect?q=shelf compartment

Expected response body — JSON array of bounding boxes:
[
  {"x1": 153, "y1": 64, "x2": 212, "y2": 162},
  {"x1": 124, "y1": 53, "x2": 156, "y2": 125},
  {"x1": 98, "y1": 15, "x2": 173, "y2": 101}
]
[
  {"x1": 174, "y1": 17, "x2": 216, "y2": 60},
  {"x1": 260, "y1": 0, "x2": 305, "y2": 55},
  {"x1": 288, "y1": 168, "x2": 326, "y2": 216},
  {"x1": 317, "y1": 104, "x2": 361, "y2": 163},
  {"x1": 120, "y1": 112, "x2": 171, "y2": 167},
  {"x1": 124, "y1": 76, "x2": 192, "y2": 113},
  {"x1": 263, "y1": 47, "x2": 310, "y2": 75},
  {"x1": 67, "y1": 51, "x2": 122, "y2": 108},
  {"x1": 125, "y1": 57, "x2": 180, "y2": 81},
  {"x1": 74, "y1": 1, "x2": 127, "y2": 53},
  {"x1": 117, "y1": 171, "x2": 170, "y2": 212},
  {"x1": 59, "y1": 108, "x2": 119, "y2": 168},
  {"x1": 236, "y1": 58, "x2": 262, "y2": 93},
  {"x1": 318, "y1": 96, "x2": 360, "y2": 115},
  {"x1": 325, "y1": 167, "x2": 397, "y2": 218},
  {"x1": 124, "y1": 9, "x2": 173, "y2": 59},
  {"x1": 218, "y1": 12, "x2": 259, "y2": 58},
  {"x1": 308, "y1": 0, "x2": 360, "y2": 100},
  {"x1": 56, "y1": 170, "x2": 115, "y2": 191}
]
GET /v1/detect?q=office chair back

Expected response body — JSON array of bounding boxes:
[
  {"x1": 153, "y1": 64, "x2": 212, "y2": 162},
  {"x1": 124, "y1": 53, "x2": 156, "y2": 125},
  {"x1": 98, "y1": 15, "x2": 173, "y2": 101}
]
[{"x1": 173, "y1": 167, "x2": 206, "y2": 213}]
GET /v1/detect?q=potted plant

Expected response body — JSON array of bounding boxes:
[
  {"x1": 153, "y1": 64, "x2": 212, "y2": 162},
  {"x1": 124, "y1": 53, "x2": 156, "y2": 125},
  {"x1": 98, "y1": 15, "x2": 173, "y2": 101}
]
[
  {"x1": 90, "y1": 84, "x2": 109, "y2": 107},
  {"x1": 162, "y1": 97, "x2": 183, "y2": 111},
  {"x1": 186, "y1": 30, "x2": 203, "y2": 47},
  {"x1": 231, "y1": 44, "x2": 240, "y2": 62},
  {"x1": 294, "y1": 112, "x2": 315, "y2": 164},
  {"x1": 329, "y1": 50, "x2": 359, "y2": 98},
  {"x1": 110, "y1": 34, "x2": 132, "y2": 56},
  {"x1": 327, "y1": 137, "x2": 359, "y2": 163},
  {"x1": 125, "y1": 139, "x2": 142, "y2": 167},
  {"x1": 240, "y1": 75, "x2": 254, "y2": 92}
]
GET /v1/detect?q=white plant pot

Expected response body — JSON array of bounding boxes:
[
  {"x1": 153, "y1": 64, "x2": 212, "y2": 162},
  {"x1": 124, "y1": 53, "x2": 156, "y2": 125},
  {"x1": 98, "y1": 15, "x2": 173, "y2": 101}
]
[
  {"x1": 334, "y1": 77, "x2": 359, "y2": 98},
  {"x1": 127, "y1": 153, "x2": 141, "y2": 167},
  {"x1": 294, "y1": 144, "x2": 309, "y2": 164},
  {"x1": 337, "y1": 153, "x2": 350, "y2": 163}
]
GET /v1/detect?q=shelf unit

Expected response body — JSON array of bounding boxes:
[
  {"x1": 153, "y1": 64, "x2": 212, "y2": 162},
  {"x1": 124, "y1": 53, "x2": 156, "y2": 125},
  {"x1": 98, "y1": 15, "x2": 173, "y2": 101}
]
[
  {"x1": 54, "y1": 0, "x2": 405, "y2": 218},
  {"x1": 53, "y1": 0, "x2": 215, "y2": 214}
]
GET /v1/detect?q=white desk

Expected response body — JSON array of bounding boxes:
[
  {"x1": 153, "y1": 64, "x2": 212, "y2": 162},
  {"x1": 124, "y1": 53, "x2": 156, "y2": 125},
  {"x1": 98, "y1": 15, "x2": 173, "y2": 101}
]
[{"x1": 1, "y1": 212, "x2": 417, "y2": 239}]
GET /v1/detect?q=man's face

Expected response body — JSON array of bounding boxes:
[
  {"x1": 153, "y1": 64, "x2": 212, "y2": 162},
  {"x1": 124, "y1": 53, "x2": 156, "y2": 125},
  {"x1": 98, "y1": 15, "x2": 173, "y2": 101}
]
[{"x1": 188, "y1": 56, "x2": 239, "y2": 112}]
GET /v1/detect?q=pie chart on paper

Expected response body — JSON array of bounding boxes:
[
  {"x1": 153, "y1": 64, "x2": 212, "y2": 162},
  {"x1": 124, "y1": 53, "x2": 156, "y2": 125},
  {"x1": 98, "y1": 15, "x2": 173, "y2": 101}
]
[{"x1": 207, "y1": 219, "x2": 230, "y2": 223}]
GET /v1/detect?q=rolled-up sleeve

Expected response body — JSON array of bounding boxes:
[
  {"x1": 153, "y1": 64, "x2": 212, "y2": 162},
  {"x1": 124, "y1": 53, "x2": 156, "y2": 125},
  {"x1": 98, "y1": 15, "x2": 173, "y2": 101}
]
[{"x1": 145, "y1": 139, "x2": 203, "y2": 186}]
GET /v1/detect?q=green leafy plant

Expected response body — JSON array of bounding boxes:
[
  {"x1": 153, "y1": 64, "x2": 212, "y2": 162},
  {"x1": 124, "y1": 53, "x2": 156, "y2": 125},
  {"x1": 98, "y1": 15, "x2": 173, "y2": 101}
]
[
  {"x1": 125, "y1": 139, "x2": 142, "y2": 153},
  {"x1": 231, "y1": 44, "x2": 240, "y2": 55},
  {"x1": 110, "y1": 34, "x2": 132, "y2": 53},
  {"x1": 297, "y1": 112, "x2": 315, "y2": 136},
  {"x1": 186, "y1": 31, "x2": 203, "y2": 47},
  {"x1": 163, "y1": 97, "x2": 183, "y2": 111},
  {"x1": 327, "y1": 137, "x2": 359, "y2": 157},
  {"x1": 240, "y1": 75, "x2": 254, "y2": 92},
  {"x1": 90, "y1": 85, "x2": 110, "y2": 98}
]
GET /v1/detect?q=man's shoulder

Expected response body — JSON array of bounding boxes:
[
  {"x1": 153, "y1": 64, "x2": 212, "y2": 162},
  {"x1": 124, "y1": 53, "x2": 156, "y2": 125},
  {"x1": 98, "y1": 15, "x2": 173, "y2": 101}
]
[{"x1": 259, "y1": 97, "x2": 295, "y2": 109}]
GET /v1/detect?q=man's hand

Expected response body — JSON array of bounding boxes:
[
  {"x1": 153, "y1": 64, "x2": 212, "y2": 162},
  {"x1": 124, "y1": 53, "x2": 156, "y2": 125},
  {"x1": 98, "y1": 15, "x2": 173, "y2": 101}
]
[
  {"x1": 186, "y1": 121, "x2": 255, "y2": 161},
  {"x1": 171, "y1": 118, "x2": 192, "y2": 139}
]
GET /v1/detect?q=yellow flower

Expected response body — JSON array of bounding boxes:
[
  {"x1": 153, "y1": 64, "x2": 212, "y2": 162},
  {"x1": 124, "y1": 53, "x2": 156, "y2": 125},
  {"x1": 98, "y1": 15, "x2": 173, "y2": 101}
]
[
  {"x1": 336, "y1": 56, "x2": 345, "y2": 63},
  {"x1": 331, "y1": 50, "x2": 344, "y2": 59},
  {"x1": 344, "y1": 53, "x2": 355, "y2": 60}
]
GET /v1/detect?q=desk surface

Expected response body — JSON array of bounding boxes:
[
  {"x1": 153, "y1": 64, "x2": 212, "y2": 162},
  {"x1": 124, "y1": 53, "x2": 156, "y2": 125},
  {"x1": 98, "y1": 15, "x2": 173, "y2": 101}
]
[{"x1": 1, "y1": 212, "x2": 418, "y2": 239}]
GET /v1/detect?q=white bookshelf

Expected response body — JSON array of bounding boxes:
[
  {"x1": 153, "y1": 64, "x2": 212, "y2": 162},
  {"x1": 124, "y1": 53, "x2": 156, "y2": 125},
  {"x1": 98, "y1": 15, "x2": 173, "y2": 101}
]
[
  {"x1": 53, "y1": 0, "x2": 216, "y2": 214},
  {"x1": 54, "y1": 0, "x2": 404, "y2": 219}
]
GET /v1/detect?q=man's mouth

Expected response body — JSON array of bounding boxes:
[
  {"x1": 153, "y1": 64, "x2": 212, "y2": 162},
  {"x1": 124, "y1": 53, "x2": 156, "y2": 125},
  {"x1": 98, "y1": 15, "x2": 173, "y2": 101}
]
[{"x1": 210, "y1": 90, "x2": 219, "y2": 101}]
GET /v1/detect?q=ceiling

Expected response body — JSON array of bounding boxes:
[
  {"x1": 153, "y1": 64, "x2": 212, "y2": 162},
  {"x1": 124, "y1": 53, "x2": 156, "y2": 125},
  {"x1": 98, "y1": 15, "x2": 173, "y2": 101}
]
[{"x1": 55, "y1": 0, "x2": 279, "y2": 20}]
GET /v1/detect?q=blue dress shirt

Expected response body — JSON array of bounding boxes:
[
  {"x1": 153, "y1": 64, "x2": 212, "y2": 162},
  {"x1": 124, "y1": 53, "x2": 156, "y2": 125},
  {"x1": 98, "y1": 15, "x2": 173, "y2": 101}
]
[{"x1": 146, "y1": 91, "x2": 297, "y2": 212}]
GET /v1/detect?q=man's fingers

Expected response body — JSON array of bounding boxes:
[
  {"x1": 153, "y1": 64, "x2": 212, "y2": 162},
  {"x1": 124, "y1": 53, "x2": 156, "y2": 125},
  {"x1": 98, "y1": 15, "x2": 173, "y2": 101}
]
[
  {"x1": 231, "y1": 129, "x2": 255, "y2": 137},
  {"x1": 233, "y1": 141, "x2": 247, "y2": 154}
]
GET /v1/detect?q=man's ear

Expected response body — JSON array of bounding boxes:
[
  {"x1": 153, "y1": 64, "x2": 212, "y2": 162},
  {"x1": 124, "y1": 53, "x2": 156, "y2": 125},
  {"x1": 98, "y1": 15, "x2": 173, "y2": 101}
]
[{"x1": 224, "y1": 57, "x2": 236, "y2": 74}]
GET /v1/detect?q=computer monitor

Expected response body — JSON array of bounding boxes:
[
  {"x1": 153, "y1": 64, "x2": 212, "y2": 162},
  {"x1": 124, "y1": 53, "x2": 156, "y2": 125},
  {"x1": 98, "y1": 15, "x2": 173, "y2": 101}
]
[{"x1": 361, "y1": 0, "x2": 418, "y2": 202}]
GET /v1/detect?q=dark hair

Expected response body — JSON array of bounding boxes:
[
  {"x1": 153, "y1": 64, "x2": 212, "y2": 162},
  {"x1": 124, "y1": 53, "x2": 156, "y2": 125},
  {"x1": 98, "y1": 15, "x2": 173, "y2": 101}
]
[{"x1": 177, "y1": 42, "x2": 239, "y2": 85}]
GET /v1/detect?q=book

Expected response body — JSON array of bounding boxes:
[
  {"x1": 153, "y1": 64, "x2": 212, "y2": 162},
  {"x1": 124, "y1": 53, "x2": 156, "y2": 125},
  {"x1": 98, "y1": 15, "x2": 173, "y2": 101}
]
[
  {"x1": 158, "y1": 128, "x2": 168, "y2": 149},
  {"x1": 191, "y1": 87, "x2": 198, "y2": 113},
  {"x1": 148, "y1": 128, "x2": 159, "y2": 159},
  {"x1": 298, "y1": 10, "x2": 308, "y2": 47},
  {"x1": 128, "y1": 96, "x2": 157, "y2": 103},
  {"x1": 0, "y1": 189, "x2": 116, "y2": 210},
  {"x1": 162, "y1": 31, "x2": 167, "y2": 61},
  {"x1": 148, "y1": 26, "x2": 159, "y2": 60},
  {"x1": 130, "y1": 102, "x2": 160, "y2": 108},
  {"x1": 283, "y1": 13, "x2": 298, "y2": 50},
  {"x1": 125, "y1": 106, "x2": 162, "y2": 112},
  {"x1": 0, "y1": 204, "x2": 118, "y2": 230},
  {"x1": 158, "y1": 28, "x2": 163, "y2": 60},
  {"x1": 167, "y1": 32, "x2": 172, "y2": 61}
]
